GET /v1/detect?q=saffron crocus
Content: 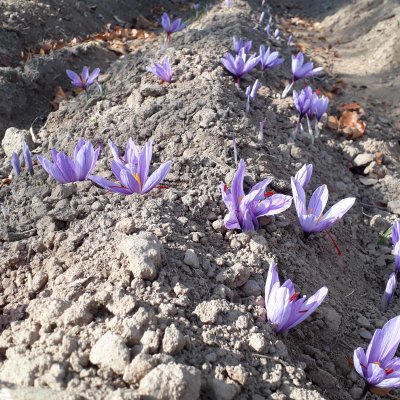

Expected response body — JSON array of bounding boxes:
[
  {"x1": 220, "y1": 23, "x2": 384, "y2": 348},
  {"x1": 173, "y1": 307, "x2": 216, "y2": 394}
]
[
  {"x1": 291, "y1": 164, "x2": 356, "y2": 235},
  {"x1": 221, "y1": 48, "x2": 260, "y2": 87},
  {"x1": 353, "y1": 315, "x2": 400, "y2": 390},
  {"x1": 90, "y1": 139, "x2": 172, "y2": 195},
  {"x1": 23, "y1": 141, "x2": 33, "y2": 174},
  {"x1": 381, "y1": 221, "x2": 400, "y2": 311},
  {"x1": 232, "y1": 36, "x2": 252, "y2": 54},
  {"x1": 66, "y1": 67, "x2": 100, "y2": 91},
  {"x1": 265, "y1": 261, "x2": 328, "y2": 334},
  {"x1": 245, "y1": 79, "x2": 260, "y2": 113},
  {"x1": 11, "y1": 152, "x2": 21, "y2": 176},
  {"x1": 147, "y1": 58, "x2": 173, "y2": 83},
  {"x1": 292, "y1": 86, "x2": 313, "y2": 139},
  {"x1": 37, "y1": 138, "x2": 100, "y2": 184},
  {"x1": 220, "y1": 159, "x2": 292, "y2": 232},
  {"x1": 259, "y1": 45, "x2": 284, "y2": 72},
  {"x1": 282, "y1": 52, "x2": 323, "y2": 97},
  {"x1": 312, "y1": 93, "x2": 329, "y2": 138},
  {"x1": 161, "y1": 12, "x2": 187, "y2": 40}
]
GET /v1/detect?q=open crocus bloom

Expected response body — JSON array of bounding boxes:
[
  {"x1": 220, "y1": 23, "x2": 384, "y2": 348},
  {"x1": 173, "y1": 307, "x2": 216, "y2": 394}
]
[
  {"x1": 220, "y1": 159, "x2": 292, "y2": 232},
  {"x1": 161, "y1": 12, "x2": 187, "y2": 38},
  {"x1": 265, "y1": 261, "x2": 328, "y2": 334},
  {"x1": 90, "y1": 139, "x2": 172, "y2": 195},
  {"x1": 37, "y1": 138, "x2": 100, "y2": 183},
  {"x1": 291, "y1": 164, "x2": 355, "y2": 234},
  {"x1": 354, "y1": 316, "x2": 400, "y2": 389},
  {"x1": 66, "y1": 67, "x2": 100, "y2": 90},
  {"x1": 147, "y1": 58, "x2": 173, "y2": 83}
]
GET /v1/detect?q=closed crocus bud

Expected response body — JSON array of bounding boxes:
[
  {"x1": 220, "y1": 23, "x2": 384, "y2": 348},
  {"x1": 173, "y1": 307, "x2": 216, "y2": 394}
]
[{"x1": 11, "y1": 152, "x2": 21, "y2": 176}]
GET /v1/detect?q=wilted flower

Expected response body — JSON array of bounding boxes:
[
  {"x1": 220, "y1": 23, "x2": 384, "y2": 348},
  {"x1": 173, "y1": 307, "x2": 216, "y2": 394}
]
[
  {"x1": 353, "y1": 315, "x2": 400, "y2": 390},
  {"x1": 220, "y1": 159, "x2": 292, "y2": 232},
  {"x1": 245, "y1": 79, "x2": 260, "y2": 113},
  {"x1": 232, "y1": 36, "x2": 252, "y2": 54},
  {"x1": 282, "y1": 52, "x2": 323, "y2": 97},
  {"x1": 90, "y1": 139, "x2": 172, "y2": 195},
  {"x1": 265, "y1": 261, "x2": 328, "y2": 334},
  {"x1": 161, "y1": 12, "x2": 187, "y2": 40},
  {"x1": 259, "y1": 45, "x2": 284, "y2": 71},
  {"x1": 66, "y1": 67, "x2": 100, "y2": 91},
  {"x1": 23, "y1": 141, "x2": 33, "y2": 174},
  {"x1": 147, "y1": 58, "x2": 173, "y2": 83},
  {"x1": 221, "y1": 48, "x2": 260, "y2": 87},
  {"x1": 37, "y1": 138, "x2": 100, "y2": 184},
  {"x1": 291, "y1": 164, "x2": 355, "y2": 235},
  {"x1": 11, "y1": 152, "x2": 21, "y2": 176}
]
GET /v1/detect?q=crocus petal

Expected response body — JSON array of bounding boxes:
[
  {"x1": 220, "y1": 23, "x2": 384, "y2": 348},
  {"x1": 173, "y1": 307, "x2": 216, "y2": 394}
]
[
  {"x1": 224, "y1": 212, "x2": 241, "y2": 230},
  {"x1": 291, "y1": 177, "x2": 307, "y2": 216},
  {"x1": 267, "y1": 284, "x2": 291, "y2": 331},
  {"x1": 141, "y1": 161, "x2": 172, "y2": 194},
  {"x1": 54, "y1": 152, "x2": 77, "y2": 183},
  {"x1": 37, "y1": 155, "x2": 67, "y2": 184},
  {"x1": 11, "y1": 152, "x2": 21, "y2": 176},
  {"x1": 255, "y1": 194, "x2": 293, "y2": 217},
  {"x1": 381, "y1": 272, "x2": 398, "y2": 312},
  {"x1": 138, "y1": 141, "x2": 153, "y2": 187},
  {"x1": 22, "y1": 142, "x2": 33, "y2": 173},
  {"x1": 307, "y1": 184, "x2": 328, "y2": 218},
  {"x1": 242, "y1": 208, "x2": 256, "y2": 232},
  {"x1": 294, "y1": 164, "x2": 313, "y2": 189},
  {"x1": 81, "y1": 66, "x2": 89, "y2": 82},
  {"x1": 66, "y1": 69, "x2": 81, "y2": 86},
  {"x1": 353, "y1": 347, "x2": 367, "y2": 379},
  {"x1": 366, "y1": 363, "x2": 386, "y2": 386},
  {"x1": 86, "y1": 68, "x2": 101, "y2": 86},
  {"x1": 283, "y1": 286, "x2": 328, "y2": 332},
  {"x1": 231, "y1": 159, "x2": 245, "y2": 212},
  {"x1": 265, "y1": 261, "x2": 280, "y2": 302},
  {"x1": 89, "y1": 175, "x2": 131, "y2": 195},
  {"x1": 393, "y1": 221, "x2": 400, "y2": 246},
  {"x1": 318, "y1": 197, "x2": 356, "y2": 224}
]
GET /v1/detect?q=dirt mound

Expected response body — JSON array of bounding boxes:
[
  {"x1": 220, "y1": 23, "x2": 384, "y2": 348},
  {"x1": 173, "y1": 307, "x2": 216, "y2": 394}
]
[{"x1": 0, "y1": 0, "x2": 400, "y2": 399}]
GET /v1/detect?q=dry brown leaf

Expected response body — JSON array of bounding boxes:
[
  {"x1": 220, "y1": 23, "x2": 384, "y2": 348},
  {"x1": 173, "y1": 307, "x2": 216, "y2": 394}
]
[
  {"x1": 369, "y1": 387, "x2": 391, "y2": 397},
  {"x1": 375, "y1": 152, "x2": 384, "y2": 165},
  {"x1": 327, "y1": 115, "x2": 339, "y2": 130},
  {"x1": 339, "y1": 111, "x2": 366, "y2": 139},
  {"x1": 50, "y1": 86, "x2": 70, "y2": 110}
]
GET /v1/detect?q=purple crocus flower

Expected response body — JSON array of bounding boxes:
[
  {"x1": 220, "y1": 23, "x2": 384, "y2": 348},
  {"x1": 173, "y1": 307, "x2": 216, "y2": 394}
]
[
  {"x1": 66, "y1": 67, "x2": 100, "y2": 91},
  {"x1": 313, "y1": 93, "x2": 329, "y2": 122},
  {"x1": 259, "y1": 45, "x2": 284, "y2": 71},
  {"x1": 291, "y1": 164, "x2": 355, "y2": 235},
  {"x1": 381, "y1": 221, "x2": 400, "y2": 311},
  {"x1": 381, "y1": 272, "x2": 398, "y2": 312},
  {"x1": 161, "y1": 12, "x2": 187, "y2": 40},
  {"x1": 220, "y1": 159, "x2": 292, "y2": 232},
  {"x1": 265, "y1": 261, "x2": 328, "y2": 334},
  {"x1": 90, "y1": 139, "x2": 172, "y2": 195},
  {"x1": 193, "y1": 3, "x2": 200, "y2": 10},
  {"x1": 232, "y1": 36, "x2": 252, "y2": 54},
  {"x1": 292, "y1": 86, "x2": 313, "y2": 139},
  {"x1": 221, "y1": 48, "x2": 260, "y2": 87},
  {"x1": 393, "y1": 221, "x2": 400, "y2": 270},
  {"x1": 23, "y1": 141, "x2": 33, "y2": 174},
  {"x1": 245, "y1": 79, "x2": 260, "y2": 113},
  {"x1": 282, "y1": 52, "x2": 323, "y2": 97},
  {"x1": 147, "y1": 58, "x2": 173, "y2": 84},
  {"x1": 11, "y1": 152, "x2": 21, "y2": 176},
  {"x1": 353, "y1": 316, "x2": 400, "y2": 390},
  {"x1": 37, "y1": 138, "x2": 100, "y2": 184}
]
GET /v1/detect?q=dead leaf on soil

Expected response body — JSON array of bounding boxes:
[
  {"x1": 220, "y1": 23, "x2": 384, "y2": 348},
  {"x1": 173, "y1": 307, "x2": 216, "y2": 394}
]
[
  {"x1": 327, "y1": 115, "x2": 339, "y2": 130},
  {"x1": 339, "y1": 110, "x2": 366, "y2": 139},
  {"x1": 369, "y1": 387, "x2": 391, "y2": 397},
  {"x1": 50, "y1": 86, "x2": 70, "y2": 110},
  {"x1": 375, "y1": 151, "x2": 384, "y2": 165}
]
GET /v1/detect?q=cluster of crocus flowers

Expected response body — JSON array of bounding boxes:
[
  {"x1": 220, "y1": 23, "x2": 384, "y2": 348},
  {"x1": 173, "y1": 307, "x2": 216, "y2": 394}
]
[
  {"x1": 282, "y1": 52, "x2": 323, "y2": 97},
  {"x1": 161, "y1": 12, "x2": 187, "y2": 41},
  {"x1": 245, "y1": 79, "x2": 260, "y2": 113},
  {"x1": 220, "y1": 159, "x2": 292, "y2": 232},
  {"x1": 291, "y1": 164, "x2": 355, "y2": 236},
  {"x1": 221, "y1": 48, "x2": 260, "y2": 87},
  {"x1": 147, "y1": 58, "x2": 173, "y2": 84},
  {"x1": 381, "y1": 220, "x2": 400, "y2": 311},
  {"x1": 232, "y1": 36, "x2": 252, "y2": 54},
  {"x1": 11, "y1": 141, "x2": 34, "y2": 176},
  {"x1": 265, "y1": 262, "x2": 328, "y2": 333},
  {"x1": 38, "y1": 138, "x2": 100, "y2": 184},
  {"x1": 90, "y1": 139, "x2": 172, "y2": 195},
  {"x1": 353, "y1": 316, "x2": 400, "y2": 392},
  {"x1": 66, "y1": 67, "x2": 100, "y2": 91},
  {"x1": 258, "y1": 45, "x2": 284, "y2": 72}
]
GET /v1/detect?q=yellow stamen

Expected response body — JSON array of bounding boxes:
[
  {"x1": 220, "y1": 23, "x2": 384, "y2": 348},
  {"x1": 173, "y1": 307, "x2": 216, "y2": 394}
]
[{"x1": 133, "y1": 173, "x2": 142, "y2": 190}]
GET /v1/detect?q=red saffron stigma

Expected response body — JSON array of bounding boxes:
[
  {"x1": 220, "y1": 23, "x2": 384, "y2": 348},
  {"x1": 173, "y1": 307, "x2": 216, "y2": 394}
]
[
  {"x1": 299, "y1": 310, "x2": 308, "y2": 313},
  {"x1": 157, "y1": 185, "x2": 170, "y2": 189},
  {"x1": 289, "y1": 292, "x2": 300, "y2": 302},
  {"x1": 326, "y1": 231, "x2": 342, "y2": 256},
  {"x1": 264, "y1": 191, "x2": 274, "y2": 197},
  {"x1": 224, "y1": 184, "x2": 228, "y2": 192},
  {"x1": 385, "y1": 368, "x2": 395, "y2": 375},
  {"x1": 315, "y1": 89, "x2": 321, "y2": 95}
]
